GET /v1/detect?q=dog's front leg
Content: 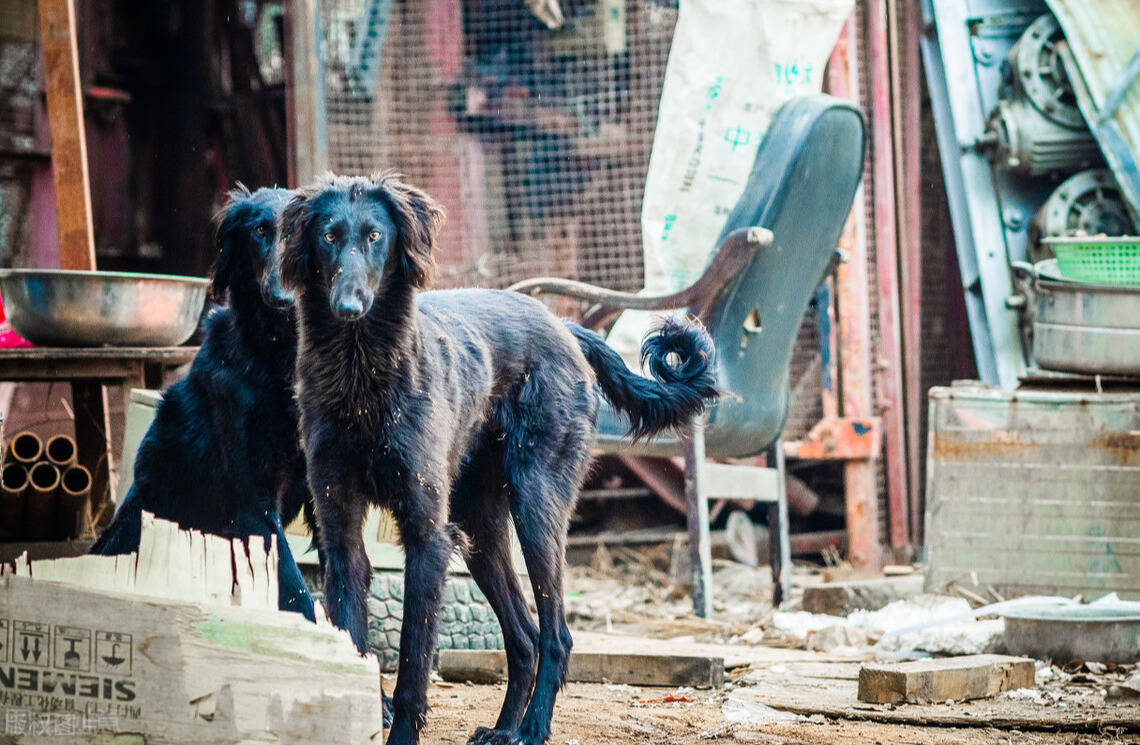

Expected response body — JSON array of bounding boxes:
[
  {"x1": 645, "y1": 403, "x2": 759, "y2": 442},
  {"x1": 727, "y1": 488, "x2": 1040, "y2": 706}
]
[
  {"x1": 388, "y1": 511, "x2": 455, "y2": 745},
  {"x1": 316, "y1": 493, "x2": 371, "y2": 651},
  {"x1": 307, "y1": 438, "x2": 372, "y2": 653}
]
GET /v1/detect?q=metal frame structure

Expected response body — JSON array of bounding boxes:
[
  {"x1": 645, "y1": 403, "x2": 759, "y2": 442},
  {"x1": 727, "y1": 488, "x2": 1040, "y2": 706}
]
[{"x1": 919, "y1": 0, "x2": 1046, "y2": 389}]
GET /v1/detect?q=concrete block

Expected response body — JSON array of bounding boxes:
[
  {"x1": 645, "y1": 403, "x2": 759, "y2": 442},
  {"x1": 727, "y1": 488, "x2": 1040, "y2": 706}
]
[{"x1": 803, "y1": 574, "x2": 925, "y2": 616}]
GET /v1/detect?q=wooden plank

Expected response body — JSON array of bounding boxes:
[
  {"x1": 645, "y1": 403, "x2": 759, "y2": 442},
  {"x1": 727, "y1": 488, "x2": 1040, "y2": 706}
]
[
  {"x1": 699, "y1": 462, "x2": 778, "y2": 502},
  {"x1": 0, "y1": 348, "x2": 197, "y2": 382},
  {"x1": 783, "y1": 416, "x2": 882, "y2": 460},
  {"x1": 0, "y1": 347, "x2": 199, "y2": 362},
  {"x1": 858, "y1": 655, "x2": 1035, "y2": 704},
  {"x1": 37, "y1": 0, "x2": 95, "y2": 270},
  {"x1": 732, "y1": 660, "x2": 1139, "y2": 733},
  {"x1": 438, "y1": 649, "x2": 724, "y2": 689},
  {"x1": 283, "y1": 0, "x2": 328, "y2": 185}
]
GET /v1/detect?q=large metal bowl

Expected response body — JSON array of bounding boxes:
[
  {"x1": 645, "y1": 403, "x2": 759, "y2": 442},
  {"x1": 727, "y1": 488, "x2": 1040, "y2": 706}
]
[
  {"x1": 1003, "y1": 605, "x2": 1140, "y2": 664},
  {"x1": 0, "y1": 268, "x2": 209, "y2": 347}
]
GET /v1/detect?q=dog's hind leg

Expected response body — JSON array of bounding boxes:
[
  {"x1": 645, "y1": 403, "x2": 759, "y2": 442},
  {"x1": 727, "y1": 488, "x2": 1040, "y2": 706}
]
[
  {"x1": 496, "y1": 382, "x2": 591, "y2": 745},
  {"x1": 456, "y1": 470, "x2": 540, "y2": 742},
  {"x1": 507, "y1": 469, "x2": 576, "y2": 745}
]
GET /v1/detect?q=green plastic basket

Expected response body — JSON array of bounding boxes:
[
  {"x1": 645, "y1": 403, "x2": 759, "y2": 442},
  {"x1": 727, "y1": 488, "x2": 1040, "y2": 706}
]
[{"x1": 1043, "y1": 236, "x2": 1140, "y2": 285}]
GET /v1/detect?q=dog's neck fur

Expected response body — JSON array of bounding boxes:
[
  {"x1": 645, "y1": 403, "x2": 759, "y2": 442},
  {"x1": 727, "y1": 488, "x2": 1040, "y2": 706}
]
[{"x1": 294, "y1": 273, "x2": 419, "y2": 429}]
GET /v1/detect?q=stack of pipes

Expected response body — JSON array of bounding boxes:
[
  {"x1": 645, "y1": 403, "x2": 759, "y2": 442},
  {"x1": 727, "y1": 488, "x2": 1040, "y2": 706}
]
[{"x1": 1, "y1": 431, "x2": 92, "y2": 541}]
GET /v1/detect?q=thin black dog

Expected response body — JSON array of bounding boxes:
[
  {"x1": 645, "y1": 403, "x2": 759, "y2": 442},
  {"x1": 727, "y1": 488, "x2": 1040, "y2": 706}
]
[
  {"x1": 91, "y1": 185, "x2": 317, "y2": 621},
  {"x1": 279, "y1": 172, "x2": 719, "y2": 745}
]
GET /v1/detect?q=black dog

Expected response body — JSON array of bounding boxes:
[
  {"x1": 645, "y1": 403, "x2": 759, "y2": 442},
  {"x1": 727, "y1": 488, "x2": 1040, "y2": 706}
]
[
  {"x1": 279, "y1": 172, "x2": 719, "y2": 745},
  {"x1": 92, "y1": 185, "x2": 316, "y2": 621}
]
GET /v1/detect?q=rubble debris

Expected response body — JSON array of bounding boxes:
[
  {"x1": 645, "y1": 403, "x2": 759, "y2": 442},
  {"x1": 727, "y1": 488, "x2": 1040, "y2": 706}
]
[
  {"x1": 805, "y1": 624, "x2": 868, "y2": 654},
  {"x1": 722, "y1": 691, "x2": 806, "y2": 724},
  {"x1": 875, "y1": 618, "x2": 1005, "y2": 656},
  {"x1": 802, "y1": 574, "x2": 926, "y2": 616},
  {"x1": 857, "y1": 655, "x2": 1036, "y2": 704}
]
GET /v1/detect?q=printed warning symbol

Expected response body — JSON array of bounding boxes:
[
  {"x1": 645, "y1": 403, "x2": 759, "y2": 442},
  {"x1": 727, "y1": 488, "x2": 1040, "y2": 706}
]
[
  {"x1": 13, "y1": 620, "x2": 49, "y2": 667},
  {"x1": 54, "y1": 625, "x2": 91, "y2": 671},
  {"x1": 0, "y1": 619, "x2": 8, "y2": 663},
  {"x1": 95, "y1": 630, "x2": 132, "y2": 676}
]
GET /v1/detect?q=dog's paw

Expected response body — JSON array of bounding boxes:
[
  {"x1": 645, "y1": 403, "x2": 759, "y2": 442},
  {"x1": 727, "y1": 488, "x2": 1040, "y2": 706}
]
[
  {"x1": 382, "y1": 693, "x2": 394, "y2": 728},
  {"x1": 466, "y1": 726, "x2": 519, "y2": 745}
]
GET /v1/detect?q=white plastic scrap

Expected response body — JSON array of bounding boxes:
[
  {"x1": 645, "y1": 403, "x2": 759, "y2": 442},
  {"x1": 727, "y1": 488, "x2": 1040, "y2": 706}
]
[{"x1": 722, "y1": 692, "x2": 805, "y2": 724}]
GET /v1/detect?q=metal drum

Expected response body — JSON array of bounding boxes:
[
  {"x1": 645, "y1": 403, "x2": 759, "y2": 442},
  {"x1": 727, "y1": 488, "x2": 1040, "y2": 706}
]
[{"x1": 1013, "y1": 259, "x2": 1140, "y2": 376}]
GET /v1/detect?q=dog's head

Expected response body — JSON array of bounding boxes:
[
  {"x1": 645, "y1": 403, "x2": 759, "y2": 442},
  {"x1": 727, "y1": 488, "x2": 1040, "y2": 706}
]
[
  {"x1": 211, "y1": 185, "x2": 296, "y2": 309},
  {"x1": 277, "y1": 172, "x2": 445, "y2": 321}
]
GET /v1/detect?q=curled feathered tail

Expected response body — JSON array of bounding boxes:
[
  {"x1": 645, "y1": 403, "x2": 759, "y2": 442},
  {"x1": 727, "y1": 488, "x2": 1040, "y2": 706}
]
[{"x1": 566, "y1": 316, "x2": 719, "y2": 440}]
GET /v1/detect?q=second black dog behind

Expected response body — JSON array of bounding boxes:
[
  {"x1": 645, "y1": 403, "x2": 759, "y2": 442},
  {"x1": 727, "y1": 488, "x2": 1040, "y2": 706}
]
[{"x1": 91, "y1": 185, "x2": 317, "y2": 622}]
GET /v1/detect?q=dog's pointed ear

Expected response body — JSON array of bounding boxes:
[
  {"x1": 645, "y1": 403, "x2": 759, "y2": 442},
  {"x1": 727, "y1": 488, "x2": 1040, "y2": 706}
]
[
  {"x1": 209, "y1": 184, "x2": 251, "y2": 300},
  {"x1": 376, "y1": 174, "x2": 445, "y2": 289},
  {"x1": 278, "y1": 191, "x2": 313, "y2": 294}
]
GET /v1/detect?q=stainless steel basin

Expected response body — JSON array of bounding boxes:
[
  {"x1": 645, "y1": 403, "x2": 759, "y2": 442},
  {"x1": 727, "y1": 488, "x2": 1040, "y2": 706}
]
[
  {"x1": 1013, "y1": 260, "x2": 1140, "y2": 375},
  {"x1": 1003, "y1": 605, "x2": 1140, "y2": 664},
  {"x1": 0, "y1": 268, "x2": 209, "y2": 347}
]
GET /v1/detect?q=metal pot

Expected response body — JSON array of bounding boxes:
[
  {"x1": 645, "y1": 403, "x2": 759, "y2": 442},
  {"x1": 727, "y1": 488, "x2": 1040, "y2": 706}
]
[
  {"x1": 1003, "y1": 605, "x2": 1140, "y2": 665},
  {"x1": 0, "y1": 268, "x2": 208, "y2": 347},
  {"x1": 1011, "y1": 260, "x2": 1140, "y2": 375}
]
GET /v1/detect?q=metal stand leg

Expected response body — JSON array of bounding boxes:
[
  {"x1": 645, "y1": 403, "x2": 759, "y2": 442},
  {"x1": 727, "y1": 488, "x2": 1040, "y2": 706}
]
[
  {"x1": 72, "y1": 380, "x2": 112, "y2": 529},
  {"x1": 766, "y1": 439, "x2": 790, "y2": 607},
  {"x1": 684, "y1": 416, "x2": 713, "y2": 618}
]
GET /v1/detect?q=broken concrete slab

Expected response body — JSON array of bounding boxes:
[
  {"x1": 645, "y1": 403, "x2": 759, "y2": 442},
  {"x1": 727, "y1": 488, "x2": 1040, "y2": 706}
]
[
  {"x1": 857, "y1": 654, "x2": 1035, "y2": 704},
  {"x1": 803, "y1": 574, "x2": 925, "y2": 616}
]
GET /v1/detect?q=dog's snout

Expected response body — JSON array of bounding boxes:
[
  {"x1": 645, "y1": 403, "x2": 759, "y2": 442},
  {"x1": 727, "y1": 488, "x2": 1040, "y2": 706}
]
[
  {"x1": 335, "y1": 286, "x2": 371, "y2": 320},
  {"x1": 337, "y1": 295, "x2": 364, "y2": 319},
  {"x1": 269, "y1": 287, "x2": 295, "y2": 309}
]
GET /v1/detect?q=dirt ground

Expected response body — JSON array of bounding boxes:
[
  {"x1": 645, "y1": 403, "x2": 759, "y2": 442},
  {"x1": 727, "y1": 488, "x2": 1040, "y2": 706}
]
[
  {"x1": 422, "y1": 680, "x2": 1139, "y2": 745},
  {"x1": 412, "y1": 557, "x2": 1140, "y2": 744}
]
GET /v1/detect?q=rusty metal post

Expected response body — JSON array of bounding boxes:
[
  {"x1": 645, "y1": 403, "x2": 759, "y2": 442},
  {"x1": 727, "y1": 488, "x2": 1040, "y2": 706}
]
[
  {"x1": 866, "y1": 0, "x2": 910, "y2": 552},
  {"x1": 893, "y1": 0, "x2": 925, "y2": 547},
  {"x1": 828, "y1": 19, "x2": 882, "y2": 571},
  {"x1": 683, "y1": 417, "x2": 713, "y2": 618}
]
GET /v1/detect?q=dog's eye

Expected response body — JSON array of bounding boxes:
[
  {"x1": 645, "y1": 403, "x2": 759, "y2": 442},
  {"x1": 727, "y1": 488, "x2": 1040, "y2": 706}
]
[
  {"x1": 255, "y1": 226, "x2": 266, "y2": 236},
  {"x1": 368, "y1": 230, "x2": 380, "y2": 242},
  {"x1": 324, "y1": 232, "x2": 336, "y2": 243}
]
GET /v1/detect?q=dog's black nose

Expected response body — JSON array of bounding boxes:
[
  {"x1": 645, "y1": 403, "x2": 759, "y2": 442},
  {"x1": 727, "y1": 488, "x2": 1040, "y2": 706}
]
[
  {"x1": 336, "y1": 293, "x2": 366, "y2": 320},
  {"x1": 267, "y1": 288, "x2": 294, "y2": 309}
]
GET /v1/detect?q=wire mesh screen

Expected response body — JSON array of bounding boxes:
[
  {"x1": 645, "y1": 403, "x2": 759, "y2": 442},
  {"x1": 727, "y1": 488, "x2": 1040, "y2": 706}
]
[
  {"x1": 313, "y1": 0, "x2": 826, "y2": 437},
  {"x1": 0, "y1": 24, "x2": 40, "y2": 268},
  {"x1": 318, "y1": 0, "x2": 678, "y2": 291}
]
